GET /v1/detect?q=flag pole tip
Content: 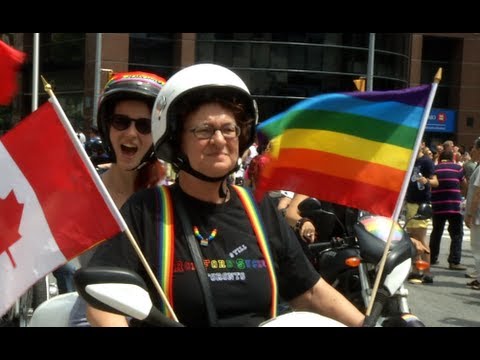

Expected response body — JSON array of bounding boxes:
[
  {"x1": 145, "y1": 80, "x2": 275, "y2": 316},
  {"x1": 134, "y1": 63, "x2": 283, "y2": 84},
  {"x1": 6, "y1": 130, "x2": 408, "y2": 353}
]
[
  {"x1": 101, "y1": 68, "x2": 115, "y2": 81},
  {"x1": 41, "y1": 75, "x2": 52, "y2": 92},
  {"x1": 434, "y1": 68, "x2": 442, "y2": 83}
]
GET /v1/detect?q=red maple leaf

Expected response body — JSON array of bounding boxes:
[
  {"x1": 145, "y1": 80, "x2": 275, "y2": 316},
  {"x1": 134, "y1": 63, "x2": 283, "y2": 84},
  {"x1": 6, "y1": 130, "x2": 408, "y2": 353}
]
[{"x1": 0, "y1": 191, "x2": 24, "y2": 268}]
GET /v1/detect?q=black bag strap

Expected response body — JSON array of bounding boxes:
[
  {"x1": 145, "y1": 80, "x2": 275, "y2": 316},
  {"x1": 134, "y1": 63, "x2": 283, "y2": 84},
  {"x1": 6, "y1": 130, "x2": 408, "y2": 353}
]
[{"x1": 173, "y1": 190, "x2": 218, "y2": 327}]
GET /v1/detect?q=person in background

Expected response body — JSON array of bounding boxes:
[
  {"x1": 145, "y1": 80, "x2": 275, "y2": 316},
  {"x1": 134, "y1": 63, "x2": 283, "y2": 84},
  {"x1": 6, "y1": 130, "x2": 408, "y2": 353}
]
[
  {"x1": 464, "y1": 137, "x2": 480, "y2": 288},
  {"x1": 424, "y1": 147, "x2": 433, "y2": 160},
  {"x1": 76, "y1": 128, "x2": 86, "y2": 146},
  {"x1": 84, "y1": 63, "x2": 365, "y2": 327},
  {"x1": 429, "y1": 149, "x2": 468, "y2": 271},
  {"x1": 406, "y1": 147, "x2": 438, "y2": 284},
  {"x1": 246, "y1": 139, "x2": 293, "y2": 215},
  {"x1": 443, "y1": 140, "x2": 454, "y2": 153},
  {"x1": 434, "y1": 144, "x2": 444, "y2": 165},
  {"x1": 88, "y1": 125, "x2": 101, "y2": 142},
  {"x1": 462, "y1": 147, "x2": 477, "y2": 183},
  {"x1": 285, "y1": 193, "x2": 319, "y2": 244},
  {"x1": 87, "y1": 137, "x2": 111, "y2": 172},
  {"x1": 68, "y1": 70, "x2": 167, "y2": 326}
]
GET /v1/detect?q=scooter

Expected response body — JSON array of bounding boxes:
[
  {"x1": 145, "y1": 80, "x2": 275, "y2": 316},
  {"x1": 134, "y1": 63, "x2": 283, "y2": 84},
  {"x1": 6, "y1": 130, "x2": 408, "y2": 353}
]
[{"x1": 298, "y1": 198, "x2": 431, "y2": 327}]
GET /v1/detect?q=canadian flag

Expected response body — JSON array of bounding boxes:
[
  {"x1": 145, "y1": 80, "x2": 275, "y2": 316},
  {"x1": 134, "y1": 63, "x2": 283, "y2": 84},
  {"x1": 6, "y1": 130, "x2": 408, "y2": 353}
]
[{"x1": 0, "y1": 99, "x2": 125, "y2": 317}]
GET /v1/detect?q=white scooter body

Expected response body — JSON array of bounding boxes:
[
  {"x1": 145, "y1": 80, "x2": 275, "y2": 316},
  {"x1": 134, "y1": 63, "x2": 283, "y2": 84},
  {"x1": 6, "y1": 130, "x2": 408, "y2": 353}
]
[
  {"x1": 28, "y1": 292, "x2": 78, "y2": 327},
  {"x1": 27, "y1": 267, "x2": 348, "y2": 327}
]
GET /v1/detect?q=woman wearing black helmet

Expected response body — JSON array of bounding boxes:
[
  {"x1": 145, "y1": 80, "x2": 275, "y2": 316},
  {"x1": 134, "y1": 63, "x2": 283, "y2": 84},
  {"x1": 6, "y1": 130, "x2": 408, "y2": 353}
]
[
  {"x1": 69, "y1": 70, "x2": 167, "y2": 326},
  {"x1": 86, "y1": 64, "x2": 365, "y2": 327},
  {"x1": 79, "y1": 70, "x2": 168, "y2": 259},
  {"x1": 95, "y1": 71, "x2": 168, "y2": 202}
]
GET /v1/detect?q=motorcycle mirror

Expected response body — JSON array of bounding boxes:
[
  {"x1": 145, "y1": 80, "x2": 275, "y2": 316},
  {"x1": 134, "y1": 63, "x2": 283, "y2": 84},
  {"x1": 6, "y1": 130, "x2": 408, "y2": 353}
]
[
  {"x1": 298, "y1": 197, "x2": 323, "y2": 214},
  {"x1": 74, "y1": 267, "x2": 183, "y2": 327},
  {"x1": 298, "y1": 197, "x2": 347, "y2": 238},
  {"x1": 298, "y1": 197, "x2": 337, "y2": 218}
]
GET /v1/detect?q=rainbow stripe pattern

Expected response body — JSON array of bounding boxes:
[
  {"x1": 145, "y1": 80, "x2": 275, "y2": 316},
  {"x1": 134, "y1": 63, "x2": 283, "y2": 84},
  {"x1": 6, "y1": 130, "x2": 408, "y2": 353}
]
[
  {"x1": 256, "y1": 84, "x2": 432, "y2": 217},
  {"x1": 232, "y1": 185, "x2": 278, "y2": 318},
  {"x1": 156, "y1": 185, "x2": 175, "y2": 317}
]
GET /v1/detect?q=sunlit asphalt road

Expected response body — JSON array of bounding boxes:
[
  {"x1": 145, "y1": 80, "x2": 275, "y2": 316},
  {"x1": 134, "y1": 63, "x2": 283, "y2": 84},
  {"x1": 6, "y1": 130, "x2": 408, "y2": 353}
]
[{"x1": 405, "y1": 223, "x2": 480, "y2": 327}]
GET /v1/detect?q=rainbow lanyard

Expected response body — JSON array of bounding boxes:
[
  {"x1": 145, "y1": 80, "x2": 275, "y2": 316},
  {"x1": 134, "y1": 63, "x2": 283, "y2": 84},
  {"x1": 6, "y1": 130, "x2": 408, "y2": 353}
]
[{"x1": 155, "y1": 185, "x2": 278, "y2": 319}]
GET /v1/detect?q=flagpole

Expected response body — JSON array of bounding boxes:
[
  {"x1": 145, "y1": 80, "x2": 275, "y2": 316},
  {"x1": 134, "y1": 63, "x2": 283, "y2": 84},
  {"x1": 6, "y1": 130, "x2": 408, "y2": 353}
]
[
  {"x1": 366, "y1": 33, "x2": 375, "y2": 91},
  {"x1": 40, "y1": 76, "x2": 179, "y2": 322},
  {"x1": 92, "y1": 33, "x2": 102, "y2": 128},
  {"x1": 31, "y1": 33, "x2": 39, "y2": 111},
  {"x1": 365, "y1": 68, "x2": 442, "y2": 317}
]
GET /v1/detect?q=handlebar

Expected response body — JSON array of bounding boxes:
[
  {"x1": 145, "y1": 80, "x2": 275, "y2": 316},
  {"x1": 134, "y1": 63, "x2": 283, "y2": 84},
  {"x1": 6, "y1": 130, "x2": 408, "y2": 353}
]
[
  {"x1": 308, "y1": 242, "x2": 333, "y2": 252},
  {"x1": 308, "y1": 236, "x2": 357, "y2": 252}
]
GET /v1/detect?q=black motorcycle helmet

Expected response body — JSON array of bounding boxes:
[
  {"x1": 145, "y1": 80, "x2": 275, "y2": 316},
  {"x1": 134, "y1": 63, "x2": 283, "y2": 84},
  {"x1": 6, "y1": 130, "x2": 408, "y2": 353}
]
[
  {"x1": 85, "y1": 137, "x2": 105, "y2": 157},
  {"x1": 97, "y1": 71, "x2": 166, "y2": 165}
]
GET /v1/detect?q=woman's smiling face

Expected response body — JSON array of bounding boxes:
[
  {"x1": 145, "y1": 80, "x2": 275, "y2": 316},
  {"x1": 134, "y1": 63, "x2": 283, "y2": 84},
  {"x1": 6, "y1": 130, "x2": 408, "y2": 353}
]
[
  {"x1": 109, "y1": 99, "x2": 153, "y2": 170},
  {"x1": 181, "y1": 102, "x2": 240, "y2": 178}
]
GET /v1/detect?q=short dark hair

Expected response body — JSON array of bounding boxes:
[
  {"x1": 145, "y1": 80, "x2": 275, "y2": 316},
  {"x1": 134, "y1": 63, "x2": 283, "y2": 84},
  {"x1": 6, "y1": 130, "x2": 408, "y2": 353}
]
[{"x1": 439, "y1": 149, "x2": 454, "y2": 161}]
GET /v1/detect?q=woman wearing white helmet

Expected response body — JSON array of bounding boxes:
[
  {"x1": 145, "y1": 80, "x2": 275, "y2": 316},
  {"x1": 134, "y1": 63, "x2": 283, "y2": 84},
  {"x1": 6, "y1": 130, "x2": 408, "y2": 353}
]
[{"x1": 85, "y1": 64, "x2": 365, "y2": 327}]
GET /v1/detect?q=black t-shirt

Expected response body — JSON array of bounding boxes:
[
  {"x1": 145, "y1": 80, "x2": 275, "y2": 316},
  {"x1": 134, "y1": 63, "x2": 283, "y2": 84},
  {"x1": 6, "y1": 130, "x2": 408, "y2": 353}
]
[
  {"x1": 406, "y1": 155, "x2": 435, "y2": 204},
  {"x1": 88, "y1": 184, "x2": 320, "y2": 327}
]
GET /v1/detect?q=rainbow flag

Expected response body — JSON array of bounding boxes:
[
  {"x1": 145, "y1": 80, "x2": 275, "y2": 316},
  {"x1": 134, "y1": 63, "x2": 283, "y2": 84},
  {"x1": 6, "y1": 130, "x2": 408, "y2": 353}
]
[{"x1": 255, "y1": 84, "x2": 432, "y2": 217}]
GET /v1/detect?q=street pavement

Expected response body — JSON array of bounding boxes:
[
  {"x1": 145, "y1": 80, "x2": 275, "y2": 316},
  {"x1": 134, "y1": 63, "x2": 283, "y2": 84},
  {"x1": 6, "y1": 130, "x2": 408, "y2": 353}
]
[{"x1": 405, "y1": 222, "x2": 480, "y2": 327}]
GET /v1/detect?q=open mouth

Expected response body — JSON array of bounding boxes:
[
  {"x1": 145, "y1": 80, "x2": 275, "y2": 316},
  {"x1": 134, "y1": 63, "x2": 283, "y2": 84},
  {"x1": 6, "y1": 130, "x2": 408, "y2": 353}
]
[{"x1": 120, "y1": 144, "x2": 138, "y2": 156}]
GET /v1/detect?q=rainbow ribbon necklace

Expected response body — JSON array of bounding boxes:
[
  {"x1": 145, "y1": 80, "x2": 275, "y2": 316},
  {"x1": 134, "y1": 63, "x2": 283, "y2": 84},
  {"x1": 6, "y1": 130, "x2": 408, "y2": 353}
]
[
  {"x1": 155, "y1": 185, "x2": 278, "y2": 319},
  {"x1": 193, "y1": 226, "x2": 217, "y2": 247}
]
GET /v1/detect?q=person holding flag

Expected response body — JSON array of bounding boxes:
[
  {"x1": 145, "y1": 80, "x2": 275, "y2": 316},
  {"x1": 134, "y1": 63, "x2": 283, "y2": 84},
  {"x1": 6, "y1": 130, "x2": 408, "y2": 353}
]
[
  {"x1": 84, "y1": 63, "x2": 365, "y2": 327},
  {"x1": 0, "y1": 77, "x2": 134, "y2": 320},
  {"x1": 1, "y1": 39, "x2": 129, "y2": 321},
  {"x1": 69, "y1": 70, "x2": 168, "y2": 326}
]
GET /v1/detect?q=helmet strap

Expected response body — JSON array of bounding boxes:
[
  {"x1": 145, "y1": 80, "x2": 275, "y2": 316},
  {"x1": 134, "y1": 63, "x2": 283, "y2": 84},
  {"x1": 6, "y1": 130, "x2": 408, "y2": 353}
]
[
  {"x1": 175, "y1": 154, "x2": 240, "y2": 186},
  {"x1": 127, "y1": 147, "x2": 155, "y2": 172}
]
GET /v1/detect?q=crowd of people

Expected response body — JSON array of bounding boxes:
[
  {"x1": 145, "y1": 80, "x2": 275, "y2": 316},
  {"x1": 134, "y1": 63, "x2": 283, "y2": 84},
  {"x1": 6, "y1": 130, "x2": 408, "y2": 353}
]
[{"x1": 405, "y1": 140, "x2": 479, "y2": 288}]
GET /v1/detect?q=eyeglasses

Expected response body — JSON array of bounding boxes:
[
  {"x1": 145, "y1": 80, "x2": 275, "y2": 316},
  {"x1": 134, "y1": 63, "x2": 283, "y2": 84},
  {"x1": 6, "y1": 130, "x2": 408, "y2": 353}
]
[
  {"x1": 188, "y1": 123, "x2": 241, "y2": 140},
  {"x1": 110, "y1": 114, "x2": 151, "y2": 135}
]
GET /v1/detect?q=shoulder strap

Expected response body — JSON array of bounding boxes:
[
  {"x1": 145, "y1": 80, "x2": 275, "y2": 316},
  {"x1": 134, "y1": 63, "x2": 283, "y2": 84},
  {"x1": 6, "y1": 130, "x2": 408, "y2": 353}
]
[
  {"x1": 172, "y1": 189, "x2": 219, "y2": 327},
  {"x1": 232, "y1": 185, "x2": 278, "y2": 318},
  {"x1": 155, "y1": 185, "x2": 175, "y2": 318}
]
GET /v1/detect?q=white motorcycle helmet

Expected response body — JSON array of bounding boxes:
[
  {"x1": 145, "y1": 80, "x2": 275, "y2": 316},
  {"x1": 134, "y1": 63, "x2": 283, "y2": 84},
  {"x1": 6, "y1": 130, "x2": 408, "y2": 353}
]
[{"x1": 151, "y1": 63, "x2": 258, "y2": 179}]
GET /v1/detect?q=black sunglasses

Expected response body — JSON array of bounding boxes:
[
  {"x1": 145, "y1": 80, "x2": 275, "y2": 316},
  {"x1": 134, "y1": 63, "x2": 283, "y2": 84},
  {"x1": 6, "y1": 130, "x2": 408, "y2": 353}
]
[{"x1": 110, "y1": 114, "x2": 151, "y2": 135}]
